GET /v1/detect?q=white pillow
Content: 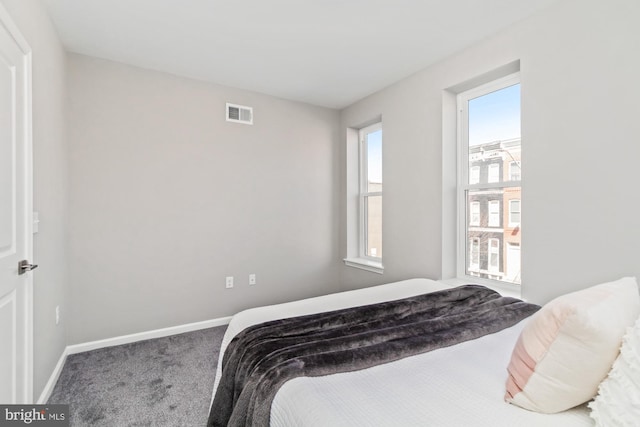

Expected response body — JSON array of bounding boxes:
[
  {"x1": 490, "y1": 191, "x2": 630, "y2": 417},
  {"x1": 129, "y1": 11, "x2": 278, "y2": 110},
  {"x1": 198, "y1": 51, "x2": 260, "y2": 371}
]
[
  {"x1": 505, "y1": 277, "x2": 640, "y2": 413},
  {"x1": 589, "y1": 315, "x2": 640, "y2": 426}
]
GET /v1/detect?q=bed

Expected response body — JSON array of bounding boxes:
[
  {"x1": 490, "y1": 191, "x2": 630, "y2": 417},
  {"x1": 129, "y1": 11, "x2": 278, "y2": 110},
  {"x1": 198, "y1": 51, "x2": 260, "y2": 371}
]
[{"x1": 208, "y1": 278, "x2": 593, "y2": 426}]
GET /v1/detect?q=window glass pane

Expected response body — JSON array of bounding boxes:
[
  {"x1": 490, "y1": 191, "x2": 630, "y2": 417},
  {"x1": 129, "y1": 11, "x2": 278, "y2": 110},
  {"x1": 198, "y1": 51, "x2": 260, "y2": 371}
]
[
  {"x1": 364, "y1": 195, "x2": 382, "y2": 258},
  {"x1": 468, "y1": 189, "x2": 503, "y2": 228},
  {"x1": 468, "y1": 84, "x2": 521, "y2": 185},
  {"x1": 468, "y1": 83, "x2": 520, "y2": 144},
  {"x1": 466, "y1": 186, "x2": 520, "y2": 284},
  {"x1": 462, "y1": 80, "x2": 521, "y2": 286},
  {"x1": 366, "y1": 129, "x2": 382, "y2": 192}
]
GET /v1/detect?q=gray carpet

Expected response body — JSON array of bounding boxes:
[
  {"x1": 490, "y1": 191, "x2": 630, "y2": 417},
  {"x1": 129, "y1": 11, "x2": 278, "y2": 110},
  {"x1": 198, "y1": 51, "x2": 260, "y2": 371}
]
[{"x1": 48, "y1": 326, "x2": 227, "y2": 426}]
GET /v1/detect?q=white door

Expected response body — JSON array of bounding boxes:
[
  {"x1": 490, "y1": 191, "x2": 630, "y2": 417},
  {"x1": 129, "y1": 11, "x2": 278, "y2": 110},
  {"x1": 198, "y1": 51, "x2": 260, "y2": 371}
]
[{"x1": 0, "y1": 7, "x2": 33, "y2": 404}]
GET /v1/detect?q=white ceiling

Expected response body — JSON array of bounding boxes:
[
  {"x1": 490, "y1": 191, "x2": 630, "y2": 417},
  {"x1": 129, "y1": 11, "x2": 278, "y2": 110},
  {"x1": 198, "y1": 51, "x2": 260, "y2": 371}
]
[{"x1": 42, "y1": 0, "x2": 559, "y2": 109}]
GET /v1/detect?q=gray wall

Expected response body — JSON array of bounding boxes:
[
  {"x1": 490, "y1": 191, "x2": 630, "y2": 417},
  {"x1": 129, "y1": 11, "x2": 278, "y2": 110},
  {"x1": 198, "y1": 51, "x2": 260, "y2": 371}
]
[
  {"x1": 5, "y1": 0, "x2": 639, "y2": 397},
  {"x1": 339, "y1": 0, "x2": 640, "y2": 304},
  {"x1": 66, "y1": 54, "x2": 341, "y2": 344},
  {"x1": 0, "y1": 0, "x2": 69, "y2": 399}
]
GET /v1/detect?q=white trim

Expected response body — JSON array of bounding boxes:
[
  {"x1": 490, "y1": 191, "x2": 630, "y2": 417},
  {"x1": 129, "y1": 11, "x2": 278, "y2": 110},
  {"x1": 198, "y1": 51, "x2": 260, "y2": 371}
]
[
  {"x1": 0, "y1": 3, "x2": 34, "y2": 404},
  {"x1": 22, "y1": 45, "x2": 33, "y2": 403},
  {"x1": 66, "y1": 316, "x2": 232, "y2": 355},
  {"x1": 456, "y1": 72, "x2": 520, "y2": 285},
  {"x1": 36, "y1": 315, "x2": 232, "y2": 404},
  {"x1": 458, "y1": 73, "x2": 520, "y2": 105},
  {"x1": 466, "y1": 181, "x2": 520, "y2": 191},
  {"x1": 36, "y1": 347, "x2": 67, "y2": 404},
  {"x1": 468, "y1": 227, "x2": 504, "y2": 233},
  {"x1": 358, "y1": 122, "x2": 383, "y2": 262},
  {"x1": 343, "y1": 257, "x2": 384, "y2": 274},
  {"x1": 456, "y1": 83, "x2": 470, "y2": 281}
]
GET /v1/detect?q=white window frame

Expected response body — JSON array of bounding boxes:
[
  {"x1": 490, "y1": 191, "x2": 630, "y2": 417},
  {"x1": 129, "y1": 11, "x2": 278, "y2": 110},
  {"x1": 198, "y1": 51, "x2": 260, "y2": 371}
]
[
  {"x1": 488, "y1": 200, "x2": 500, "y2": 227},
  {"x1": 359, "y1": 122, "x2": 382, "y2": 262},
  {"x1": 456, "y1": 72, "x2": 520, "y2": 289},
  {"x1": 509, "y1": 199, "x2": 521, "y2": 227}
]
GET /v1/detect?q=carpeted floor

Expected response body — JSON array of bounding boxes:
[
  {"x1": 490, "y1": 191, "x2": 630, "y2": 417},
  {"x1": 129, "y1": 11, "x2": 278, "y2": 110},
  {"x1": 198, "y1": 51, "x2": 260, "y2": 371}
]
[{"x1": 48, "y1": 325, "x2": 227, "y2": 426}]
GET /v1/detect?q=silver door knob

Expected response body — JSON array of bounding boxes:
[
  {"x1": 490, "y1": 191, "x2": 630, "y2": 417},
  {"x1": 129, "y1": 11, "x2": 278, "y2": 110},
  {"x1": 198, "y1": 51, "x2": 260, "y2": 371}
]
[{"x1": 18, "y1": 259, "x2": 38, "y2": 275}]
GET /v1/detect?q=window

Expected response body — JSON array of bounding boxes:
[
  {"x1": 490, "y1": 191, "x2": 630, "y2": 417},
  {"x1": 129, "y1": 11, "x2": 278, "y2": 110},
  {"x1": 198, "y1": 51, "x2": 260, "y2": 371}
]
[
  {"x1": 488, "y1": 163, "x2": 500, "y2": 183},
  {"x1": 360, "y1": 123, "x2": 382, "y2": 260},
  {"x1": 470, "y1": 166, "x2": 480, "y2": 184},
  {"x1": 509, "y1": 199, "x2": 521, "y2": 226},
  {"x1": 469, "y1": 201, "x2": 480, "y2": 226},
  {"x1": 344, "y1": 121, "x2": 383, "y2": 274},
  {"x1": 469, "y1": 238, "x2": 480, "y2": 271},
  {"x1": 509, "y1": 161, "x2": 521, "y2": 181},
  {"x1": 488, "y1": 239, "x2": 500, "y2": 273},
  {"x1": 488, "y1": 200, "x2": 500, "y2": 227},
  {"x1": 458, "y1": 73, "x2": 521, "y2": 286}
]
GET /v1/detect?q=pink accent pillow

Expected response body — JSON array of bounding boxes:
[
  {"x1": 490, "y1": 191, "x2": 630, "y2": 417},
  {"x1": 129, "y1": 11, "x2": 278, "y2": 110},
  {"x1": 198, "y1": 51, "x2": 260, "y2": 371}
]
[{"x1": 505, "y1": 277, "x2": 640, "y2": 413}]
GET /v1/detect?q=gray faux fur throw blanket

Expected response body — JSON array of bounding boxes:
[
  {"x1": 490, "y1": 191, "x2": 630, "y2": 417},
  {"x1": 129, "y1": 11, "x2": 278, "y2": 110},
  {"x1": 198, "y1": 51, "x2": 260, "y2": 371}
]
[{"x1": 208, "y1": 284, "x2": 539, "y2": 427}]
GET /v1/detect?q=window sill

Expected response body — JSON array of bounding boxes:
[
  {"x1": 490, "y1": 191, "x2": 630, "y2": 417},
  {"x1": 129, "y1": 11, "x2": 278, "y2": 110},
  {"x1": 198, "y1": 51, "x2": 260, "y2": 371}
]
[
  {"x1": 440, "y1": 277, "x2": 521, "y2": 300},
  {"x1": 343, "y1": 258, "x2": 384, "y2": 274}
]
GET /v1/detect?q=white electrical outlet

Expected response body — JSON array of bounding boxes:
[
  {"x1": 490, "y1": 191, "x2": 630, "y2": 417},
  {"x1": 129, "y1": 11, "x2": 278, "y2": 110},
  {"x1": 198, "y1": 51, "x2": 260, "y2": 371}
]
[
  {"x1": 225, "y1": 276, "x2": 234, "y2": 289},
  {"x1": 249, "y1": 274, "x2": 256, "y2": 285},
  {"x1": 33, "y1": 211, "x2": 40, "y2": 234},
  {"x1": 55, "y1": 306, "x2": 60, "y2": 325}
]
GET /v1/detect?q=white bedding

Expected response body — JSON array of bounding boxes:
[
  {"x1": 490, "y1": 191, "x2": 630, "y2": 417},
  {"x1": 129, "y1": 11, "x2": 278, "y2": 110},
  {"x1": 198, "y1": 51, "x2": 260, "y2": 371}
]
[{"x1": 211, "y1": 278, "x2": 593, "y2": 426}]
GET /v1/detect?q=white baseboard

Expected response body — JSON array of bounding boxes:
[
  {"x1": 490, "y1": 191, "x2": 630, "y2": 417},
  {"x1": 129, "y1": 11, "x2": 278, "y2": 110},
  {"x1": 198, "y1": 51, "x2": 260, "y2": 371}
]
[
  {"x1": 37, "y1": 347, "x2": 68, "y2": 404},
  {"x1": 66, "y1": 316, "x2": 232, "y2": 355},
  {"x1": 37, "y1": 315, "x2": 232, "y2": 403}
]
